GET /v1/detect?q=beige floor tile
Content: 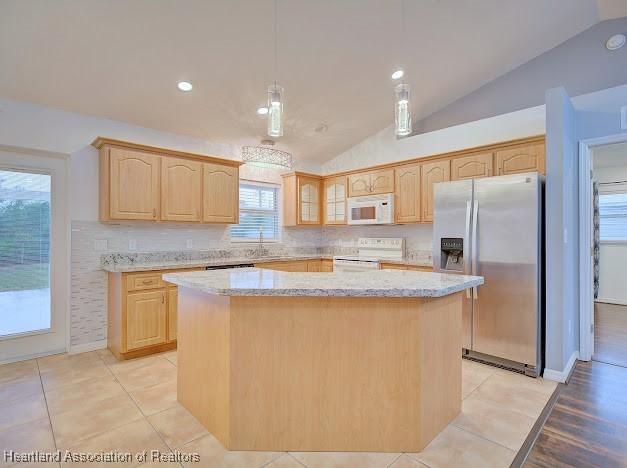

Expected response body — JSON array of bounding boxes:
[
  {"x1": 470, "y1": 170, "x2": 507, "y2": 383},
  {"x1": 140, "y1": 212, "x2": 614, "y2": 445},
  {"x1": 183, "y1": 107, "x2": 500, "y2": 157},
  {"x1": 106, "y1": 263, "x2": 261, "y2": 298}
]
[
  {"x1": 60, "y1": 419, "x2": 170, "y2": 468},
  {"x1": 408, "y1": 426, "x2": 515, "y2": 468},
  {"x1": 0, "y1": 393, "x2": 48, "y2": 432},
  {"x1": 136, "y1": 461, "x2": 182, "y2": 468},
  {"x1": 264, "y1": 454, "x2": 305, "y2": 467},
  {"x1": 180, "y1": 434, "x2": 281, "y2": 468},
  {"x1": 45, "y1": 375, "x2": 127, "y2": 415},
  {"x1": 103, "y1": 354, "x2": 165, "y2": 375},
  {"x1": 388, "y1": 454, "x2": 425, "y2": 467},
  {"x1": 0, "y1": 418, "x2": 55, "y2": 467},
  {"x1": 40, "y1": 360, "x2": 113, "y2": 392},
  {"x1": 289, "y1": 451, "x2": 401, "y2": 468},
  {"x1": 114, "y1": 359, "x2": 176, "y2": 392},
  {"x1": 0, "y1": 374, "x2": 43, "y2": 404},
  {"x1": 489, "y1": 369, "x2": 557, "y2": 396},
  {"x1": 162, "y1": 351, "x2": 177, "y2": 366},
  {"x1": 0, "y1": 359, "x2": 39, "y2": 385},
  {"x1": 147, "y1": 405, "x2": 207, "y2": 449},
  {"x1": 128, "y1": 380, "x2": 178, "y2": 416},
  {"x1": 51, "y1": 394, "x2": 144, "y2": 448},
  {"x1": 37, "y1": 352, "x2": 102, "y2": 374},
  {"x1": 461, "y1": 360, "x2": 494, "y2": 399},
  {"x1": 452, "y1": 395, "x2": 536, "y2": 451},
  {"x1": 472, "y1": 373, "x2": 553, "y2": 419}
]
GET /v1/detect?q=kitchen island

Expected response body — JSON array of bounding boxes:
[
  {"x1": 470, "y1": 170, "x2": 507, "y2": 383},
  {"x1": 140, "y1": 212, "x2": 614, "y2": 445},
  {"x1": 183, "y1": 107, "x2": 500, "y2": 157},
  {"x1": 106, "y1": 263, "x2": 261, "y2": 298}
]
[{"x1": 163, "y1": 268, "x2": 483, "y2": 452}]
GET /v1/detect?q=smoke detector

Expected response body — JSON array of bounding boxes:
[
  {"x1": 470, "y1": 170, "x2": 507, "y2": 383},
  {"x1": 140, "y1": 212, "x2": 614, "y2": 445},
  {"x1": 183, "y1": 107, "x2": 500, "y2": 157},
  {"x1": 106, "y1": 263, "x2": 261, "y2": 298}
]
[{"x1": 606, "y1": 34, "x2": 626, "y2": 51}]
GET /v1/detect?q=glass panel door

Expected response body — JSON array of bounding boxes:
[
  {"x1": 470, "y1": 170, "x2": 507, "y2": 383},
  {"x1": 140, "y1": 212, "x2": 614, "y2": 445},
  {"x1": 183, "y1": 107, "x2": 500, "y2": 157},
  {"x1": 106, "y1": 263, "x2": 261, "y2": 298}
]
[
  {"x1": 0, "y1": 148, "x2": 68, "y2": 363},
  {"x1": 0, "y1": 170, "x2": 51, "y2": 337}
]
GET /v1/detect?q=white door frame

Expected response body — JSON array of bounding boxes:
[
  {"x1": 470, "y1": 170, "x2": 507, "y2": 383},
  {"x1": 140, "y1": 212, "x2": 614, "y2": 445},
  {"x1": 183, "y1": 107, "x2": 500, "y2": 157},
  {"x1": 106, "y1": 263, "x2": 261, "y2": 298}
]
[
  {"x1": 579, "y1": 133, "x2": 627, "y2": 361},
  {"x1": 0, "y1": 145, "x2": 70, "y2": 363}
]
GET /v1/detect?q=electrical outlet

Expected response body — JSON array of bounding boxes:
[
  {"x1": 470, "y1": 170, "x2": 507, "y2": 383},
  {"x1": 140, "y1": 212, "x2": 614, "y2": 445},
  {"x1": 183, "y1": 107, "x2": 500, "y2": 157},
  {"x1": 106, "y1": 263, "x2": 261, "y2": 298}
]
[
  {"x1": 186, "y1": 239, "x2": 193, "y2": 249},
  {"x1": 94, "y1": 239, "x2": 107, "y2": 252},
  {"x1": 621, "y1": 105, "x2": 627, "y2": 130},
  {"x1": 568, "y1": 319, "x2": 573, "y2": 335},
  {"x1": 563, "y1": 228, "x2": 568, "y2": 244},
  {"x1": 128, "y1": 239, "x2": 137, "y2": 251}
]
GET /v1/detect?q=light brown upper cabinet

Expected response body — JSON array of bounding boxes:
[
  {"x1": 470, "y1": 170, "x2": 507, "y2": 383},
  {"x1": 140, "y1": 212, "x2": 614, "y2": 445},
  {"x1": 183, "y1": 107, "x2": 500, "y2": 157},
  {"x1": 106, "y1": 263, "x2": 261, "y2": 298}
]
[
  {"x1": 324, "y1": 176, "x2": 347, "y2": 225},
  {"x1": 203, "y1": 163, "x2": 239, "y2": 223},
  {"x1": 107, "y1": 148, "x2": 161, "y2": 221},
  {"x1": 451, "y1": 152, "x2": 493, "y2": 180},
  {"x1": 282, "y1": 172, "x2": 322, "y2": 226},
  {"x1": 348, "y1": 169, "x2": 394, "y2": 197},
  {"x1": 161, "y1": 157, "x2": 202, "y2": 222},
  {"x1": 495, "y1": 142, "x2": 545, "y2": 176},
  {"x1": 394, "y1": 164, "x2": 421, "y2": 223},
  {"x1": 421, "y1": 160, "x2": 450, "y2": 223},
  {"x1": 94, "y1": 138, "x2": 242, "y2": 223}
]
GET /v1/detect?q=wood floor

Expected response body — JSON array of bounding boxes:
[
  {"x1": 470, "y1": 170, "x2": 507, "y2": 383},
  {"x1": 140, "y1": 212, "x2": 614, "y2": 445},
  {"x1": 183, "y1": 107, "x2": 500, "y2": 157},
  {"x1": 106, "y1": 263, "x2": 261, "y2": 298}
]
[
  {"x1": 524, "y1": 360, "x2": 627, "y2": 467},
  {"x1": 594, "y1": 302, "x2": 627, "y2": 368}
]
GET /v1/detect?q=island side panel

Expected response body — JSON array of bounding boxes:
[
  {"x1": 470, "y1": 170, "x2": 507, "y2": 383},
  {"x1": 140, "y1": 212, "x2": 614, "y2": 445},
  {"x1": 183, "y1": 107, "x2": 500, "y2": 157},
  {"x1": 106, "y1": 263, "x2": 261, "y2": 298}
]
[
  {"x1": 177, "y1": 287, "x2": 230, "y2": 446},
  {"x1": 418, "y1": 292, "x2": 463, "y2": 448},
  {"x1": 229, "y1": 296, "x2": 426, "y2": 452}
]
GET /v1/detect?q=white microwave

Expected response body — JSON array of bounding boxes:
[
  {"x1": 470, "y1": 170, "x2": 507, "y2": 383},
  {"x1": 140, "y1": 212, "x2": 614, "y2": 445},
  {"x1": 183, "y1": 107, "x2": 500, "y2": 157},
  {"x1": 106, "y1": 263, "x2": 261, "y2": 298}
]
[{"x1": 347, "y1": 193, "x2": 394, "y2": 225}]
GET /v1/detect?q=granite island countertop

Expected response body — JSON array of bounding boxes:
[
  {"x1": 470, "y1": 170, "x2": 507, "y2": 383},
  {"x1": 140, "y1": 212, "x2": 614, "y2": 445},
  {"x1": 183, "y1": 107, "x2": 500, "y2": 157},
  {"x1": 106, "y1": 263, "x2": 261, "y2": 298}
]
[
  {"x1": 100, "y1": 253, "x2": 433, "y2": 272},
  {"x1": 162, "y1": 268, "x2": 483, "y2": 298}
]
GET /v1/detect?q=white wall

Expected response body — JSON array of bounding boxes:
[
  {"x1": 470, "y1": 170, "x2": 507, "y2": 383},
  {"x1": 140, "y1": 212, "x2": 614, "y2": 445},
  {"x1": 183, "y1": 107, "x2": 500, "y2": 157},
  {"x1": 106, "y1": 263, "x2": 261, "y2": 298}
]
[{"x1": 594, "y1": 165, "x2": 627, "y2": 304}]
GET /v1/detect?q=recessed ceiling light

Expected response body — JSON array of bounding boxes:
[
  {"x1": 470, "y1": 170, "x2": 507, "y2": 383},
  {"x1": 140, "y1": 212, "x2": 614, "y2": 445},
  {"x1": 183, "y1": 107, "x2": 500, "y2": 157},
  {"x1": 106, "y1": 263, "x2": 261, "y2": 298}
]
[
  {"x1": 177, "y1": 81, "x2": 193, "y2": 92},
  {"x1": 257, "y1": 107, "x2": 269, "y2": 115},
  {"x1": 391, "y1": 70, "x2": 404, "y2": 80},
  {"x1": 606, "y1": 34, "x2": 626, "y2": 51}
]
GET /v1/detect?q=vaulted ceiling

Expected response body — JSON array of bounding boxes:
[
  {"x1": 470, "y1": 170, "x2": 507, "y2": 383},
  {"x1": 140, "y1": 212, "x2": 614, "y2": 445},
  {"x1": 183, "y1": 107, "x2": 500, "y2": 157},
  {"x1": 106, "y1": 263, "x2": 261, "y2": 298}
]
[{"x1": 1, "y1": 0, "x2": 625, "y2": 165}]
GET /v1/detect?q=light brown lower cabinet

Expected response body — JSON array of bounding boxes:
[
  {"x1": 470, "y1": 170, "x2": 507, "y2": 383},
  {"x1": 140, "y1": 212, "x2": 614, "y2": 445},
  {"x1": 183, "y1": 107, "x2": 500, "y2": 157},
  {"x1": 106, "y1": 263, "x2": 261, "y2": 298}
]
[
  {"x1": 108, "y1": 268, "x2": 201, "y2": 360},
  {"x1": 380, "y1": 263, "x2": 433, "y2": 271},
  {"x1": 255, "y1": 259, "x2": 334, "y2": 272}
]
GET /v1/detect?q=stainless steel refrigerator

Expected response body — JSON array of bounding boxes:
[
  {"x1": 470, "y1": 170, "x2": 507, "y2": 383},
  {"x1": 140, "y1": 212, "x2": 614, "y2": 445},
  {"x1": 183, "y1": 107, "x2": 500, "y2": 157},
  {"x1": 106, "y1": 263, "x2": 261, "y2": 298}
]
[{"x1": 433, "y1": 172, "x2": 543, "y2": 377}]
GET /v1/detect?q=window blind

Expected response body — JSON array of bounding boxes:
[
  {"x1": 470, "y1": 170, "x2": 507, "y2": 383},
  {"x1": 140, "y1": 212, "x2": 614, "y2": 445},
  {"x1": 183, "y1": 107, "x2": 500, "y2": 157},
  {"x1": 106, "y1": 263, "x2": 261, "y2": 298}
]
[
  {"x1": 230, "y1": 183, "x2": 280, "y2": 242},
  {"x1": 599, "y1": 190, "x2": 627, "y2": 241}
]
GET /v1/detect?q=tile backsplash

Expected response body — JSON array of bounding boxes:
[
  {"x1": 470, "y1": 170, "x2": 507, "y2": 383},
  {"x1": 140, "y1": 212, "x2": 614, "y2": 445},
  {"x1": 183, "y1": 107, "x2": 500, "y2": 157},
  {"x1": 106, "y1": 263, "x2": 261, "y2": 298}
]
[{"x1": 70, "y1": 220, "x2": 433, "y2": 348}]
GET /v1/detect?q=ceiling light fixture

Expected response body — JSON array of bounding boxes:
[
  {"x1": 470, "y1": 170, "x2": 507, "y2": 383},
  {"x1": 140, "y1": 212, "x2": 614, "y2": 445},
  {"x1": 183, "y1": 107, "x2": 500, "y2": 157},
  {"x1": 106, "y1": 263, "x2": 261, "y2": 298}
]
[
  {"x1": 394, "y1": 0, "x2": 412, "y2": 137},
  {"x1": 177, "y1": 81, "x2": 193, "y2": 92},
  {"x1": 257, "y1": 106, "x2": 269, "y2": 115},
  {"x1": 266, "y1": 0, "x2": 284, "y2": 138},
  {"x1": 241, "y1": 140, "x2": 292, "y2": 170},
  {"x1": 391, "y1": 70, "x2": 404, "y2": 80},
  {"x1": 606, "y1": 34, "x2": 626, "y2": 51}
]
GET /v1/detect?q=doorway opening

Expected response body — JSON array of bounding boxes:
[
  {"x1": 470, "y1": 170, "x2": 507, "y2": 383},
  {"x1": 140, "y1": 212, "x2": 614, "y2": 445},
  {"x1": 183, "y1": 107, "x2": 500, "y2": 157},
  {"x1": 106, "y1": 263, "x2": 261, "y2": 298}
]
[{"x1": 590, "y1": 141, "x2": 627, "y2": 368}]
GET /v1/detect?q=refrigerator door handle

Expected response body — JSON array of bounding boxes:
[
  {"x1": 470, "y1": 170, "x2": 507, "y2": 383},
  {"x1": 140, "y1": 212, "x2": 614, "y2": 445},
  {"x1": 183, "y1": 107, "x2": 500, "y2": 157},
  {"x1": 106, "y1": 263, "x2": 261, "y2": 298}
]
[
  {"x1": 465, "y1": 200, "x2": 472, "y2": 299},
  {"x1": 472, "y1": 200, "x2": 479, "y2": 299}
]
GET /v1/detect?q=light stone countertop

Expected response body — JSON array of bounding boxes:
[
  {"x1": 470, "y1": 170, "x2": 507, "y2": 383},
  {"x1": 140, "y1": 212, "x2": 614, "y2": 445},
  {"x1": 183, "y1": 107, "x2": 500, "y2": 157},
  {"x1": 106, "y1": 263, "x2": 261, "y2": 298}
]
[
  {"x1": 101, "y1": 255, "x2": 433, "y2": 273},
  {"x1": 162, "y1": 268, "x2": 483, "y2": 298}
]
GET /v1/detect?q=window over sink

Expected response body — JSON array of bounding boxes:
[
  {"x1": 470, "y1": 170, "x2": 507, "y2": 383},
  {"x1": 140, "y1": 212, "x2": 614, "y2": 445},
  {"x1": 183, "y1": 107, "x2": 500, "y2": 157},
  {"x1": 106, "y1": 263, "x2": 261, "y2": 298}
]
[{"x1": 230, "y1": 182, "x2": 280, "y2": 242}]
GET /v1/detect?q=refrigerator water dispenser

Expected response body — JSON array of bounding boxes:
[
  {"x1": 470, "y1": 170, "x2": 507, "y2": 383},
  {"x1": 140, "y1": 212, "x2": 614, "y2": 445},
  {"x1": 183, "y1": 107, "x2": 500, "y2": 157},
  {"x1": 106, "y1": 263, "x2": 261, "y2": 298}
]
[{"x1": 440, "y1": 238, "x2": 464, "y2": 271}]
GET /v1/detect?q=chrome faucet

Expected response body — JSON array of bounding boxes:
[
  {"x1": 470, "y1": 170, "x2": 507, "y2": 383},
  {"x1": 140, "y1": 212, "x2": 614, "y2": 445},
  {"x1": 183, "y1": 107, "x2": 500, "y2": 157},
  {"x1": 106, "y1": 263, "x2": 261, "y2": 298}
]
[{"x1": 255, "y1": 227, "x2": 268, "y2": 257}]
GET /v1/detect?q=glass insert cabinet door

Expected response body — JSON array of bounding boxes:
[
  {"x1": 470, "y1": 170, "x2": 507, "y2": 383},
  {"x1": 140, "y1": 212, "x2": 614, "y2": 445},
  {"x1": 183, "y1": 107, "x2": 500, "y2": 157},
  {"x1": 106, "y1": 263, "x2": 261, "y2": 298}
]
[
  {"x1": 0, "y1": 169, "x2": 51, "y2": 337},
  {"x1": 325, "y1": 178, "x2": 346, "y2": 224},
  {"x1": 0, "y1": 148, "x2": 68, "y2": 363},
  {"x1": 299, "y1": 180, "x2": 319, "y2": 223}
]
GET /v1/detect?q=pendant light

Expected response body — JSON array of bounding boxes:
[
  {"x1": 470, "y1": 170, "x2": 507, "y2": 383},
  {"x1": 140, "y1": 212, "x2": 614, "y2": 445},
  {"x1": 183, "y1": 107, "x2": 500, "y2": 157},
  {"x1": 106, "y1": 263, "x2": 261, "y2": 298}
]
[
  {"x1": 394, "y1": 0, "x2": 412, "y2": 137},
  {"x1": 267, "y1": 0, "x2": 283, "y2": 137},
  {"x1": 241, "y1": 140, "x2": 293, "y2": 170}
]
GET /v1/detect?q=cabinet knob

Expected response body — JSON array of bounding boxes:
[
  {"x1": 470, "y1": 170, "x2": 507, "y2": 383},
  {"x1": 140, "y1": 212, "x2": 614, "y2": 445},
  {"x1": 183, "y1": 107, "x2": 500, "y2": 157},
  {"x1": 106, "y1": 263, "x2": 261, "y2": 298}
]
[
  {"x1": 153, "y1": 209, "x2": 157, "y2": 218},
  {"x1": 162, "y1": 293, "x2": 165, "y2": 304}
]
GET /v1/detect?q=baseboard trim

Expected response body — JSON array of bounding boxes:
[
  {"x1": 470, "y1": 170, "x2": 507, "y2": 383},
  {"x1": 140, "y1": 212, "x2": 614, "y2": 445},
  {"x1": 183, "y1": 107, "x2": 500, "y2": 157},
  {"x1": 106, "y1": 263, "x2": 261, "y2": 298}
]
[
  {"x1": 543, "y1": 351, "x2": 579, "y2": 383},
  {"x1": 596, "y1": 298, "x2": 627, "y2": 306},
  {"x1": 69, "y1": 340, "x2": 107, "y2": 354},
  {"x1": 0, "y1": 348, "x2": 67, "y2": 365}
]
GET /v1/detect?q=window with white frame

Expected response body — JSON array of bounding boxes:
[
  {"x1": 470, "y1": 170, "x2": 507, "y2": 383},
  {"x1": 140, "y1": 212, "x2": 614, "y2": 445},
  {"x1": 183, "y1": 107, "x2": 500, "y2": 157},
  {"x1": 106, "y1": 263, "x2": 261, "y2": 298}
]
[
  {"x1": 230, "y1": 182, "x2": 280, "y2": 242},
  {"x1": 599, "y1": 182, "x2": 627, "y2": 241}
]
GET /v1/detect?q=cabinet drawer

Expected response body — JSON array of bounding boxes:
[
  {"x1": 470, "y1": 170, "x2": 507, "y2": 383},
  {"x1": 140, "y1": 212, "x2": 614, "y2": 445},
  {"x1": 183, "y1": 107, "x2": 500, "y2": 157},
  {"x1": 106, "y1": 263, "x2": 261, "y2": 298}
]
[{"x1": 126, "y1": 273, "x2": 166, "y2": 291}]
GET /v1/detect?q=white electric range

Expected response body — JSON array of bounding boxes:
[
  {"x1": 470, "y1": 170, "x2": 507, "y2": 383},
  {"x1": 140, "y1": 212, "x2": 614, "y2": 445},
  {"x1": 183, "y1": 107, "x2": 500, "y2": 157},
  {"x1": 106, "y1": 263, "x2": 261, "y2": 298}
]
[{"x1": 333, "y1": 238, "x2": 405, "y2": 272}]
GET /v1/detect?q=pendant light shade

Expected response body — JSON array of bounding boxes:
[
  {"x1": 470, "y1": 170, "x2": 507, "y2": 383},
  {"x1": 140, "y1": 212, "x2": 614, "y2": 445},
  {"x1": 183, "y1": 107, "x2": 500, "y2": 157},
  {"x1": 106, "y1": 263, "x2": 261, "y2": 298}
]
[
  {"x1": 267, "y1": 84, "x2": 284, "y2": 138},
  {"x1": 241, "y1": 140, "x2": 292, "y2": 170},
  {"x1": 394, "y1": 83, "x2": 411, "y2": 136}
]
